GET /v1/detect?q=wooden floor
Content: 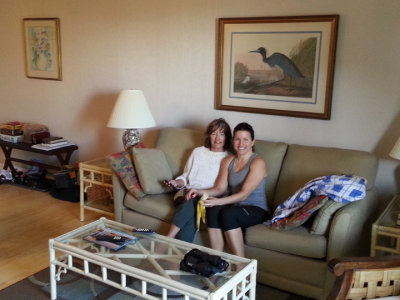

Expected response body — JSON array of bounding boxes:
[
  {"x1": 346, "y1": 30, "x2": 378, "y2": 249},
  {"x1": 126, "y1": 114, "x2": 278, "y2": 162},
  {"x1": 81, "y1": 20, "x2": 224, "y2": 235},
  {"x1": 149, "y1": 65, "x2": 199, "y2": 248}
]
[{"x1": 0, "y1": 184, "x2": 102, "y2": 290}]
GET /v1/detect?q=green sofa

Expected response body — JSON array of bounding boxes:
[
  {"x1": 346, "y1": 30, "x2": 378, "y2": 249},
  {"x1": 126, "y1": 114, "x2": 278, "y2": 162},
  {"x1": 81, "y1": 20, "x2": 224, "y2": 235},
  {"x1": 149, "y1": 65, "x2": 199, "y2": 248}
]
[{"x1": 112, "y1": 127, "x2": 379, "y2": 299}]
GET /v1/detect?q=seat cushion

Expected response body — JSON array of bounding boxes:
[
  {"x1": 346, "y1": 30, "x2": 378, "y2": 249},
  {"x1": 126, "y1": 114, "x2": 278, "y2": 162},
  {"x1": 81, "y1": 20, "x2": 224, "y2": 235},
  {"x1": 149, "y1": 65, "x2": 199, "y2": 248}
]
[
  {"x1": 124, "y1": 192, "x2": 175, "y2": 223},
  {"x1": 245, "y1": 224, "x2": 327, "y2": 258}
]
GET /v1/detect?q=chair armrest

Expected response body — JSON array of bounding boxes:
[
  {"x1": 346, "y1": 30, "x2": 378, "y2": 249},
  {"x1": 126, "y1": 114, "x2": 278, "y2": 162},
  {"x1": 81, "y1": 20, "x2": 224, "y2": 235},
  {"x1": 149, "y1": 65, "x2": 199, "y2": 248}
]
[
  {"x1": 329, "y1": 256, "x2": 400, "y2": 276},
  {"x1": 327, "y1": 256, "x2": 400, "y2": 300}
]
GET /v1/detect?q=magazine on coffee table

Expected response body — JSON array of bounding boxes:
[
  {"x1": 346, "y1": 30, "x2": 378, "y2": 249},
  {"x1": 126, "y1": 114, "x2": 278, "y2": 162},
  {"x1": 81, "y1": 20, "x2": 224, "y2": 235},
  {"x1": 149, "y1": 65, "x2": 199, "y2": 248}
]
[{"x1": 83, "y1": 227, "x2": 138, "y2": 250}]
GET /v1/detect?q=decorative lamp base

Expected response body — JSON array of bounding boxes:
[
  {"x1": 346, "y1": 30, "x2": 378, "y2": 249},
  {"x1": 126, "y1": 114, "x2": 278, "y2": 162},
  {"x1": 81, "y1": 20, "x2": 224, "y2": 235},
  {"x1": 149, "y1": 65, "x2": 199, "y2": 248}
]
[{"x1": 122, "y1": 128, "x2": 141, "y2": 149}]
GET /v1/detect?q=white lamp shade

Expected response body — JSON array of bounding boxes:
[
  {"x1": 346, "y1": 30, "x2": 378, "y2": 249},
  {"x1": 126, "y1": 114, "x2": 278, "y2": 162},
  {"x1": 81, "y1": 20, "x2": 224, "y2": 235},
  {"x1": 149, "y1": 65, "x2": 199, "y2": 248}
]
[
  {"x1": 107, "y1": 90, "x2": 156, "y2": 129},
  {"x1": 390, "y1": 136, "x2": 400, "y2": 160}
]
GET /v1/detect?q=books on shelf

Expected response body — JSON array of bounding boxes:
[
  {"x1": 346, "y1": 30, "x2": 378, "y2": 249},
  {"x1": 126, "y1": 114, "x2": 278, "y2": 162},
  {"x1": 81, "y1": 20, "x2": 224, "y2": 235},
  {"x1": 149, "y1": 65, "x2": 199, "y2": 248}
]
[
  {"x1": 83, "y1": 227, "x2": 138, "y2": 250},
  {"x1": 41, "y1": 141, "x2": 68, "y2": 147},
  {"x1": 0, "y1": 133, "x2": 23, "y2": 143},
  {"x1": 0, "y1": 128, "x2": 23, "y2": 136},
  {"x1": 42, "y1": 136, "x2": 66, "y2": 144},
  {"x1": 31, "y1": 142, "x2": 75, "y2": 151},
  {"x1": 31, "y1": 136, "x2": 70, "y2": 148}
]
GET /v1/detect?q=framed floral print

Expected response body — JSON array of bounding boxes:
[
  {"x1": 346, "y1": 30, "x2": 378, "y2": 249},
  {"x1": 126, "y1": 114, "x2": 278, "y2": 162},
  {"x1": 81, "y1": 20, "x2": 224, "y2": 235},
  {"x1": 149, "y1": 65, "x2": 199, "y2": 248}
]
[{"x1": 23, "y1": 18, "x2": 62, "y2": 80}]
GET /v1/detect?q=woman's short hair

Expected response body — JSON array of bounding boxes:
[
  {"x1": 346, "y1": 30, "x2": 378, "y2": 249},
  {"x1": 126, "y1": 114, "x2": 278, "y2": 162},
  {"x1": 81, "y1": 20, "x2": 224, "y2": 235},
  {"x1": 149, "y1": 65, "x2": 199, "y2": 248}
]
[
  {"x1": 204, "y1": 118, "x2": 232, "y2": 151},
  {"x1": 233, "y1": 122, "x2": 255, "y2": 140}
]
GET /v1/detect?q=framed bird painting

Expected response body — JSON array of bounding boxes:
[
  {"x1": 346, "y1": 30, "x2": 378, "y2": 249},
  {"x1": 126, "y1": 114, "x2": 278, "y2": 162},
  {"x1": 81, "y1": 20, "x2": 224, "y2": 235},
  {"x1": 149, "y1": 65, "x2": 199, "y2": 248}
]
[{"x1": 215, "y1": 15, "x2": 339, "y2": 119}]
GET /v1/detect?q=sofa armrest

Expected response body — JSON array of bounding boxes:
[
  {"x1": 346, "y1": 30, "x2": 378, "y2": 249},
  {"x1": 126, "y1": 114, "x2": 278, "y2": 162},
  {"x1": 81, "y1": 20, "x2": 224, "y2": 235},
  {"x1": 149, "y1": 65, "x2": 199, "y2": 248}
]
[
  {"x1": 112, "y1": 173, "x2": 127, "y2": 222},
  {"x1": 327, "y1": 188, "x2": 379, "y2": 261}
]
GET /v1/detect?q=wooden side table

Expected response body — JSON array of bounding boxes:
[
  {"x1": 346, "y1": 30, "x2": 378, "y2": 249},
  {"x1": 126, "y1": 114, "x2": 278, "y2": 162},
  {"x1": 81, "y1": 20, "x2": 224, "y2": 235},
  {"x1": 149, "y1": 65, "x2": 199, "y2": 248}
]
[
  {"x1": 0, "y1": 139, "x2": 78, "y2": 174},
  {"x1": 371, "y1": 195, "x2": 400, "y2": 256},
  {"x1": 79, "y1": 158, "x2": 114, "y2": 221}
]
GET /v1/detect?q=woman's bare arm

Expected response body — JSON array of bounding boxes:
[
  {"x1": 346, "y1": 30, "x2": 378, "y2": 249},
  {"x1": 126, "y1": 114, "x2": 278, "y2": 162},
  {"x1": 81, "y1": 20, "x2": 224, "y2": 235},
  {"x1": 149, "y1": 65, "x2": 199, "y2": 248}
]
[
  {"x1": 202, "y1": 156, "x2": 267, "y2": 207},
  {"x1": 185, "y1": 155, "x2": 233, "y2": 199}
]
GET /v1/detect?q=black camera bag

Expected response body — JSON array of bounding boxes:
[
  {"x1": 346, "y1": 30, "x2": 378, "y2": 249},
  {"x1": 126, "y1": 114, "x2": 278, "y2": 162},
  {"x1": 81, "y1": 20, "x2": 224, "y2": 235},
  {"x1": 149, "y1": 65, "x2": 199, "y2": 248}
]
[{"x1": 180, "y1": 248, "x2": 229, "y2": 277}]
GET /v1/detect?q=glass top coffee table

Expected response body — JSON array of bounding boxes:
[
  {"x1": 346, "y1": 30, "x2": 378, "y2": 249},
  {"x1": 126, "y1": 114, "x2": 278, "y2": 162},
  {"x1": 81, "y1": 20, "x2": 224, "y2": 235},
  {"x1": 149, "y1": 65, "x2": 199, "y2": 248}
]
[{"x1": 49, "y1": 217, "x2": 257, "y2": 299}]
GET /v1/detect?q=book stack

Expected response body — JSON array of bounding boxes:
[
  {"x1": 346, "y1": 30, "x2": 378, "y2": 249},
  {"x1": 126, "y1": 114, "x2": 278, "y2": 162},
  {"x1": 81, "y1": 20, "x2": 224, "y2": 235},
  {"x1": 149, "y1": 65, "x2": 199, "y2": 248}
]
[
  {"x1": 41, "y1": 136, "x2": 68, "y2": 148},
  {"x1": 31, "y1": 136, "x2": 75, "y2": 151},
  {"x1": 0, "y1": 121, "x2": 23, "y2": 143}
]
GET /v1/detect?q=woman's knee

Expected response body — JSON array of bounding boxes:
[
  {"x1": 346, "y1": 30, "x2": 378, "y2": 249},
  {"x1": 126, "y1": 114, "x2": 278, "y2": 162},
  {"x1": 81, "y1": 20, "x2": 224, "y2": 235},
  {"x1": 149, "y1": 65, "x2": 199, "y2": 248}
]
[{"x1": 220, "y1": 206, "x2": 242, "y2": 231}]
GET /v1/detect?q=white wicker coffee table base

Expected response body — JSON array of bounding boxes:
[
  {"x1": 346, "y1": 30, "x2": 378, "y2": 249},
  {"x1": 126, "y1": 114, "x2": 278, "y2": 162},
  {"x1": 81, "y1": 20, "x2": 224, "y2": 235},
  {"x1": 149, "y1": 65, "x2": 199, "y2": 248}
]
[{"x1": 49, "y1": 218, "x2": 257, "y2": 300}]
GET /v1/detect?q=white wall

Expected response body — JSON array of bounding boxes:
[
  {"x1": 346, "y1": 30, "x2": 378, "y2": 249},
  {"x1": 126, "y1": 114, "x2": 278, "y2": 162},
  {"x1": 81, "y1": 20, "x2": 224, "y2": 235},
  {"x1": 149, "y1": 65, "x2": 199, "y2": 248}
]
[{"x1": 0, "y1": 0, "x2": 399, "y2": 202}]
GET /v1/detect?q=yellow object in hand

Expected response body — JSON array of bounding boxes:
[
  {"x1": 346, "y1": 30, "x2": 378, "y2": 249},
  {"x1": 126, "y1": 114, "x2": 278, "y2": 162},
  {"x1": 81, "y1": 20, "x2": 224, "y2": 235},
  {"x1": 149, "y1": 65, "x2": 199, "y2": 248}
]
[{"x1": 196, "y1": 193, "x2": 208, "y2": 231}]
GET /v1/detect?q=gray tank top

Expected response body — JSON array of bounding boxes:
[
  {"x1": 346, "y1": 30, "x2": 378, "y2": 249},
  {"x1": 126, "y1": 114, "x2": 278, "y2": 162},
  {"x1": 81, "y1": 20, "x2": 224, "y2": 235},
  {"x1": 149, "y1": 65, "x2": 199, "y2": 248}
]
[{"x1": 228, "y1": 153, "x2": 268, "y2": 211}]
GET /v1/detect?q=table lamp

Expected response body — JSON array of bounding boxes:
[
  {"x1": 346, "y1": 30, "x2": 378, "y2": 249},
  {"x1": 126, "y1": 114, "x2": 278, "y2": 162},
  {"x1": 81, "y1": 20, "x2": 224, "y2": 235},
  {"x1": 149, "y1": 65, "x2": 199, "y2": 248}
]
[
  {"x1": 390, "y1": 136, "x2": 400, "y2": 160},
  {"x1": 107, "y1": 90, "x2": 156, "y2": 149}
]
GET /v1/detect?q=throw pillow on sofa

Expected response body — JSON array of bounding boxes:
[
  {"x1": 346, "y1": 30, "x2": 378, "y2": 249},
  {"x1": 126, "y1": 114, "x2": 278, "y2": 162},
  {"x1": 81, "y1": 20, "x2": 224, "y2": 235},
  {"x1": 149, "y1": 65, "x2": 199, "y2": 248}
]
[
  {"x1": 269, "y1": 195, "x2": 328, "y2": 230},
  {"x1": 310, "y1": 199, "x2": 347, "y2": 235},
  {"x1": 107, "y1": 151, "x2": 146, "y2": 199},
  {"x1": 132, "y1": 148, "x2": 173, "y2": 195}
]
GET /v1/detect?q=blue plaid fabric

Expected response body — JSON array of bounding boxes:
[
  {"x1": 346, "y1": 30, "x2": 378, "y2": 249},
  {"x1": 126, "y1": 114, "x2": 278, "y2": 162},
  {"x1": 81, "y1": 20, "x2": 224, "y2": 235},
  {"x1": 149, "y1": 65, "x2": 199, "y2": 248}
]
[{"x1": 266, "y1": 175, "x2": 367, "y2": 225}]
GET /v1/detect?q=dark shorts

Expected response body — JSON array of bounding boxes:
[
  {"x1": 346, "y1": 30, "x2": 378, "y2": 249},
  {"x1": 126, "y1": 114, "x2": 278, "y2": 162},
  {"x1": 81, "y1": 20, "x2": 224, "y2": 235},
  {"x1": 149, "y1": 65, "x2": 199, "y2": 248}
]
[{"x1": 206, "y1": 204, "x2": 269, "y2": 231}]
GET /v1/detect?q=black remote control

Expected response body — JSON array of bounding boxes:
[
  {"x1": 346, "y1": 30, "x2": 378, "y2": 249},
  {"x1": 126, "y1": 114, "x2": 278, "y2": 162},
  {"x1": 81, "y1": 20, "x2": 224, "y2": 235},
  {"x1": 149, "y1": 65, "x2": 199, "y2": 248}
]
[
  {"x1": 132, "y1": 228, "x2": 155, "y2": 234},
  {"x1": 163, "y1": 180, "x2": 178, "y2": 191},
  {"x1": 96, "y1": 235, "x2": 127, "y2": 243}
]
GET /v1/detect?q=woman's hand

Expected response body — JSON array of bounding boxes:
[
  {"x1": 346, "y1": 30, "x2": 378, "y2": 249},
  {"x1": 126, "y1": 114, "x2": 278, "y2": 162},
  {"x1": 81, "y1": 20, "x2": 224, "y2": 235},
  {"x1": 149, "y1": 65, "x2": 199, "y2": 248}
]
[
  {"x1": 185, "y1": 188, "x2": 199, "y2": 200},
  {"x1": 162, "y1": 180, "x2": 176, "y2": 190},
  {"x1": 163, "y1": 179, "x2": 184, "y2": 190},
  {"x1": 200, "y1": 196, "x2": 219, "y2": 207}
]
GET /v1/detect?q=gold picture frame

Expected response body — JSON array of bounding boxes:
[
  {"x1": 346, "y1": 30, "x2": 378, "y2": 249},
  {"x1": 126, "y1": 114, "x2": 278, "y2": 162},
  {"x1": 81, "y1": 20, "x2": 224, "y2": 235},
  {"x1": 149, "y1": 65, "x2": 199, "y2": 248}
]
[
  {"x1": 215, "y1": 15, "x2": 339, "y2": 119},
  {"x1": 23, "y1": 18, "x2": 62, "y2": 80}
]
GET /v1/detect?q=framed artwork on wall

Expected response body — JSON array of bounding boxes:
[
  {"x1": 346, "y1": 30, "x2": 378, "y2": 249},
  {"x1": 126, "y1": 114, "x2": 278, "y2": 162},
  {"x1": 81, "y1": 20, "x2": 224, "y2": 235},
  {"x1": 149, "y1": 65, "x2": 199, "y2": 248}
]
[
  {"x1": 23, "y1": 18, "x2": 62, "y2": 81},
  {"x1": 215, "y1": 15, "x2": 339, "y2": 119}
]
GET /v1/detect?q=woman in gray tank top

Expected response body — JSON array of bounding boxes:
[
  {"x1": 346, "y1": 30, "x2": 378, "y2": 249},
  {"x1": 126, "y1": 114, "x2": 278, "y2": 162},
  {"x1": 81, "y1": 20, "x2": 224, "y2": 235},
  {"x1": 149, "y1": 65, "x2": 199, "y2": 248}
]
[{"x1": 186, "y1": 122, "x2": 269, "y2": 257}]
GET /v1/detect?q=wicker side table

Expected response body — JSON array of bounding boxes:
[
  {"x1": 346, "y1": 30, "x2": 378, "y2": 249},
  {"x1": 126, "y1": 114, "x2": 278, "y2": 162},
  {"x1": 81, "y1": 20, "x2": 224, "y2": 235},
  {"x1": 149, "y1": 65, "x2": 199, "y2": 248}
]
[
  {"x1": 79, "y1": 158, "x2": 114, "y2": 221},
  {"x1": 371, "y1": 195, "x2": 400, "y2": 256}
]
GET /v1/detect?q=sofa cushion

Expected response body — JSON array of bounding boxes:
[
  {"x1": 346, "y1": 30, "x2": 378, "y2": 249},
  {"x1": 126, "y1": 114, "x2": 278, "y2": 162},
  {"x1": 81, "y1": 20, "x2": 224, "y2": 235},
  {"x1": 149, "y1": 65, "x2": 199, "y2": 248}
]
[
  {"x1": 310, "y1": 199, "x2": 347, "y2": 235},
  {"x1": 156, "y1": 127, "x2": 204, "y2": 177},
  {"x1": 132, "y1": 148, "x2": 173, "y2": 195},
  {"x1": 273, "y1": 144, "x2": 378, "y2": 209},
  {"x1": 269, "y1": 195, "x2": 328, "y2": 230},
  {"x1": 254, "y1": 140, "x2": 288, "y2": 203},
  {"x1": 245, "y1": 224, "x2": 327, "y2": 258},
  {"x1": 124, "y1": 192, "x2": 175, "y2": 222}
]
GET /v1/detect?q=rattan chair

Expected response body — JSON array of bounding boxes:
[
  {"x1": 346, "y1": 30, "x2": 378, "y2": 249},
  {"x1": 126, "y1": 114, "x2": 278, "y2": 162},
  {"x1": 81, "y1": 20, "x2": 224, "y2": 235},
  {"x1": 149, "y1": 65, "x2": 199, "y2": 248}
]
[{"x1": 328, "y1": 256, "x2": 400, "y2": 299}]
